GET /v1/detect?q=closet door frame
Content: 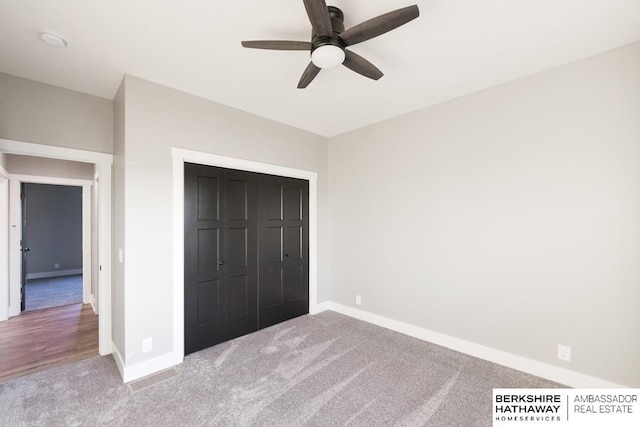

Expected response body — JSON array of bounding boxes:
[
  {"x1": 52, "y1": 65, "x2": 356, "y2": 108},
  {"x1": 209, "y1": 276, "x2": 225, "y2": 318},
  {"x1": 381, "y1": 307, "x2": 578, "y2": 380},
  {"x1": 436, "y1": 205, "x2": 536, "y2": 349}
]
[{"x1": 172, "y1": 148, "x2": 319, "y2": 361}]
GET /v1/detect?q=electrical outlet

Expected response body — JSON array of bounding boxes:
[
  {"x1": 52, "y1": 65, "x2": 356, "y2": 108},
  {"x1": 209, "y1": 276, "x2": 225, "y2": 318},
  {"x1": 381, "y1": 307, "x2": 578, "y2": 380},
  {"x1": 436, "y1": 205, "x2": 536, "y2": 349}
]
[
  {"x1": 142, "y1": 338, "x2": 153, "y2": 353},
  {"x1": 558, "y1": 345, "x2": 571, "y2": 362},
  {"x1": 54, "y1": 263, "x2": 60, "y2": 269},
  {"x1": 355, "y1": 295, "x2": 362, "y2": 305}
]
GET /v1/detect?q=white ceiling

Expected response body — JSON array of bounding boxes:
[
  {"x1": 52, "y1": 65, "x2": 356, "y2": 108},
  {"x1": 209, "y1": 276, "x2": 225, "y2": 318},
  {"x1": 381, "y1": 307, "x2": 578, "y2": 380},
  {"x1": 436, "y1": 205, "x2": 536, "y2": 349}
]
[{"x1": 1, "y1": 0, "x2": 639, "y2": 137}]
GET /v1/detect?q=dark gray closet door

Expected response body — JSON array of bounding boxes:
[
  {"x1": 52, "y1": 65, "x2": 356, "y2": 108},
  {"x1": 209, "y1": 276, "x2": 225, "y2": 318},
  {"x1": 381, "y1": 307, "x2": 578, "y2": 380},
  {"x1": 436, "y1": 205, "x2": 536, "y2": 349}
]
[
  {"x1": 258, "y1": 174, "x2": 309, "y2": 329},
  {"x1": 184, "y1": 163, "x2": 258, "y2": 355}
]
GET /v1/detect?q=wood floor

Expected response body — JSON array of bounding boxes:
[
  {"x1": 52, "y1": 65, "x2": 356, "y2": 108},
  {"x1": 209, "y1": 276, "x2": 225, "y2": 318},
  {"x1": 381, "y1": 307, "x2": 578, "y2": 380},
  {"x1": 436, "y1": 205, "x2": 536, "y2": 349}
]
[{"x1": 0, "y1": 303, "x2": 98, "y2": 383}]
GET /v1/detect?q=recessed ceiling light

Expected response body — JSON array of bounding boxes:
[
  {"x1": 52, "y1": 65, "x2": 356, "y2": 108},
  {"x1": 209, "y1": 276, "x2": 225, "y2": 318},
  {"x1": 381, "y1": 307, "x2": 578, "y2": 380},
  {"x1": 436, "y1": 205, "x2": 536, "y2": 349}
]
[{"x1": 40, "y1": 31, "x2": 67, "y2": 48}]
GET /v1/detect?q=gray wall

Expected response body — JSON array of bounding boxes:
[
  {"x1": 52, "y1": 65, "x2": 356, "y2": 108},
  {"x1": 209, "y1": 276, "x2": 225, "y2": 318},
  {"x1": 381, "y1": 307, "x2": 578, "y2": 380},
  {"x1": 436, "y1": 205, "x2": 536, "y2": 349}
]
[
  {"x1": 6, "y1": 154, "x2": 94, "y2": 180},
  {"x1": 24, "y1": 184, "x2": 82, "y2": 275},
  {"x1": 0, "y1": 153, "x2": 7, "y2": 170},
  {"x1": 329, "y1": 42, "x2": 640, "y2": 387},
  {"x1": 114, "y1": 75, "x2": 329, "y2": 367},
  {"x1": 0, "y1": 73, "x2": 113, "y2": 153},
  {"x1": 112, "y1": 78, "x2": 126, "y2": 358}
]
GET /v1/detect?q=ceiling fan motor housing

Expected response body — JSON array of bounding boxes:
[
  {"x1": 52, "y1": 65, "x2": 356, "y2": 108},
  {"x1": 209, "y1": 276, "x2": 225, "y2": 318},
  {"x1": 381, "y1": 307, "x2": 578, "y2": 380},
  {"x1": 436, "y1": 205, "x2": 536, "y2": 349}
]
[{"x1": 311, "y1": 6, "x2": 345, "y2": 53}]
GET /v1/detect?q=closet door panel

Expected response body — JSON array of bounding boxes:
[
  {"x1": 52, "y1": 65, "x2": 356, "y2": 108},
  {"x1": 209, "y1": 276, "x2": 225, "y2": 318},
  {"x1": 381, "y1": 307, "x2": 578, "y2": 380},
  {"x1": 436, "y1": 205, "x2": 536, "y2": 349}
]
[
  {"x1": 185, "y1": 163, "x2": 226, "y2": 354},
  {"x1": 259, "y1": 175, "x2": 309, "y2": 329},
  {"x1": 221, "y1": 169, "x2": 258, "y2": 342},
  {"x1": 185, "y1": 164, "x2": 258, "y2": 355}
]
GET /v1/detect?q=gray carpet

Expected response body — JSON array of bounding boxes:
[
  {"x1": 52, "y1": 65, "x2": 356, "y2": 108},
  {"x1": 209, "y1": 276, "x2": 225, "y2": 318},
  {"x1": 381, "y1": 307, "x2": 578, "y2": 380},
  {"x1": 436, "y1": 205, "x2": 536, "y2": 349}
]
[
  {"x1": 25, "y1": 275, "x2": 83, "y2": 311},
  {"x1": 0, "y1": 311, "x2": 563, "y2": 426}
]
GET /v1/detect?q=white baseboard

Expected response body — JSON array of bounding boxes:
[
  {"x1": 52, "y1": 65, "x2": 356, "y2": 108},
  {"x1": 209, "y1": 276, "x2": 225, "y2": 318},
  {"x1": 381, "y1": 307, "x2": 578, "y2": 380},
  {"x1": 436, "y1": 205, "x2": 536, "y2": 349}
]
[
  {"x1": 122, "y1": 352, "x2": 183, "y2": 383},
  {"x1": 321, "y1": 302, "x2": 627, "y2": 389},
  {"x1": 112, "y1": 342, "x2": 126, "y2": 380},
  {"x1": 27, "y1": 269, "x2": 82, "y2": 280},
  {"x1": 90, "y1": 294, "x2": 98, "y2": 315},
  {"x1": 83, "y1": 285, "x2": 90, "y2": 305},
  {"x1": 312, "y1": 300, "x2": 331, "y2": 314},
  {"x1": 111, "y1": 300, "x2": 626, "y2": 387},
  {"x1": 110, "y1": 343, "x2": 183, "y2": 383}
]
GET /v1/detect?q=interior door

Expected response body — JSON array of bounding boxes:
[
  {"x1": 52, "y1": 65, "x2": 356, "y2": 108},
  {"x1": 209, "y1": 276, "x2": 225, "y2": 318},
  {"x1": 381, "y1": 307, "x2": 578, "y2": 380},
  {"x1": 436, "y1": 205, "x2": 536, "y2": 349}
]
[
  {"x1": 20, "y1": 183, "x2": 29, "y2": 312},
  {"x1": 184, "y1": 163, "x2": 258, "y2": 355},
  {"x1": 258, "y1": 174, "x2": 309, "y2": 329}
]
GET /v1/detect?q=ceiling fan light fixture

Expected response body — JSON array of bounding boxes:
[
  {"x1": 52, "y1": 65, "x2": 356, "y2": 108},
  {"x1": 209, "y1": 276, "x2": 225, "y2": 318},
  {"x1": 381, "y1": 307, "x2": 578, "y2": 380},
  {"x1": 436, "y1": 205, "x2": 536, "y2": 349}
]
[{"x1": 311, "y1": 44, "x2": 345, "y2": 68}]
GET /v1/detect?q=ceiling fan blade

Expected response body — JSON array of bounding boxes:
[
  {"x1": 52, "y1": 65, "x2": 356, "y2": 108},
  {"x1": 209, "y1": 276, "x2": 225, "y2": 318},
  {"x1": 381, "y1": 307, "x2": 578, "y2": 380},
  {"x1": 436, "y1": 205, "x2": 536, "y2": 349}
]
[
  {"x1": 339, "y1": 5, "x2": 419, "y2": 47},
  {"x1": 343, "y1": 50, "x2": 383, "y2": 80},
  {"x1": 297, "y1": 62, "x2": 321, "y2": 88},
  {"x1": 303, "y1": 0, "x2": 333, "y2": 36},
  {"x1": 241, "y1": 40, "x2": 312, "y2": 50}
]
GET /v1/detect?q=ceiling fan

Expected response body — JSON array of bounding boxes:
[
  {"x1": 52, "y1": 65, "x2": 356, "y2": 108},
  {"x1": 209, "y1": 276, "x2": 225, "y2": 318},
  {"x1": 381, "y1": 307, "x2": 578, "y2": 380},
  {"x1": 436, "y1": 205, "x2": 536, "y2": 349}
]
[{"x1": 241, "y1": 0, "x2": 420, "y2": 88}]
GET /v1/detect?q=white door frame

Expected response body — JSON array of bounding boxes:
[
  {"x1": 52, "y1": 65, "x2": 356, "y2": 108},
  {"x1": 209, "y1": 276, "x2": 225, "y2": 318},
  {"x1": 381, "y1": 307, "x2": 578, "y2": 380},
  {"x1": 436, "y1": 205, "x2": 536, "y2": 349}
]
[
  {"x1": 9, "y1": 175, "x2": 92, "y2": 314},
  {"x1": 0, "y1": 164, "x2": 9, "y2": 321},
  {"x1": 171, "y1": 148, "x2": 319, "y2": 362},
  {"x1": 0, "y1": 139, "x2": 112, "y2": 355}
]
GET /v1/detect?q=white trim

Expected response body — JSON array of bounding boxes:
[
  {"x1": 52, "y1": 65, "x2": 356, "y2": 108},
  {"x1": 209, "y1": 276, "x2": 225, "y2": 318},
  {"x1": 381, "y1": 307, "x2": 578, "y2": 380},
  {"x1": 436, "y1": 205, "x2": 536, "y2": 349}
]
[
  {"x1": 26, "y1": 269, "x2": 83, "y2": 280},
  {"x1": 0, "y1": 164, "x2": 8, "y2": 178},
  {"x1": 90, "y1": 294, "x2": 98, "y2": 315},
  {"x1": 8, "y1": 174, "x2": 92, "y2": 187},
  {"x1": 91, "y1": 169, "x2": 100, "y2": 314},
  {"x1": 171, "y1": 148, "x2": 319, "y2": 364},
  {"x1": 0, "y1": 176, "x2": 8, "y2": 321},
  {"x1": 172, "y1": 155, "x2": 185, "y2": 366},
  {"x1": 112, "y1": 342, "x2": 126, "y2": 380},
  {"x1": 8, "y1": 176, "x2": 90, "y2": 312},
  {"x1": 82, "y1": 184, "x2": 91, "y2": 304},
  {"x1": 115, "y1": 343, "x2": 181, "y2": 384},
  {"x1": 120, "y1": 352, "x2": 183, "y2": 384},
  {"x1": 0, "y1": 139, "x2": 112, "y2": 164},
  {"x1": 313, "y1": 301, "x2": 331, "y2": 314},
  {"x1": 325, "y1": 302, "x2": 628, "y2": 389},
  {"x1": 116, "y1": 342, "x2": 181, "y2": 384},
  {"x1": 0, "y1": 138, "x2": 112, "y2": 355},
  {"x1": 8, "y1": 179, "x2": 20, "y2": 317}
]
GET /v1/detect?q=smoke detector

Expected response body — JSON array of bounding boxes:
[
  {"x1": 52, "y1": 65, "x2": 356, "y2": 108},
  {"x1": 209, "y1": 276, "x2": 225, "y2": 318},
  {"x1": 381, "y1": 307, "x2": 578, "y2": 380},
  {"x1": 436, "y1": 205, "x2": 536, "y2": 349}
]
[{"x1": 40, "y1": 31, "x2": 67, "y2": 48}]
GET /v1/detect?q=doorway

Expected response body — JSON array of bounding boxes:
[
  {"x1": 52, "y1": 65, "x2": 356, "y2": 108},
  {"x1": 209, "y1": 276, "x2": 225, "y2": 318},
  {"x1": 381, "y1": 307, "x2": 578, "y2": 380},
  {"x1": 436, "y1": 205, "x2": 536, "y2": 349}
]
[
  {"x1": 0, "y1": 153, "x2": 103, "y2": 381},
  {"x1": 21, "y1": 183, "x2": 84, "y2": 312},
  {"x1": 9, "y1": 175, "x2": 92, "y2": 317},
  {"x1": 0, "y1": 137, "x2": 113, "y2": 356}
]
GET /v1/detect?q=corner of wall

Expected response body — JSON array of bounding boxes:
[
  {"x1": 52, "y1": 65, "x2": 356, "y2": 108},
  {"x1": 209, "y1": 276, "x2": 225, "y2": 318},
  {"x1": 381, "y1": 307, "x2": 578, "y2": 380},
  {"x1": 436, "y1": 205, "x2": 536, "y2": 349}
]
[{"x1": 111, "y1": 342, "x2": 126, "y2": 381}]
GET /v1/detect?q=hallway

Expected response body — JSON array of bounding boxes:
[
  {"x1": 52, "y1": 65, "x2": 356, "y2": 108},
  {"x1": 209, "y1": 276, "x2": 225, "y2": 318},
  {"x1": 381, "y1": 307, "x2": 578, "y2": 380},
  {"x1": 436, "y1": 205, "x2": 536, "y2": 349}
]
[{"x1": 0, "y1": 303, "x2": 98, "y2": 382}]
